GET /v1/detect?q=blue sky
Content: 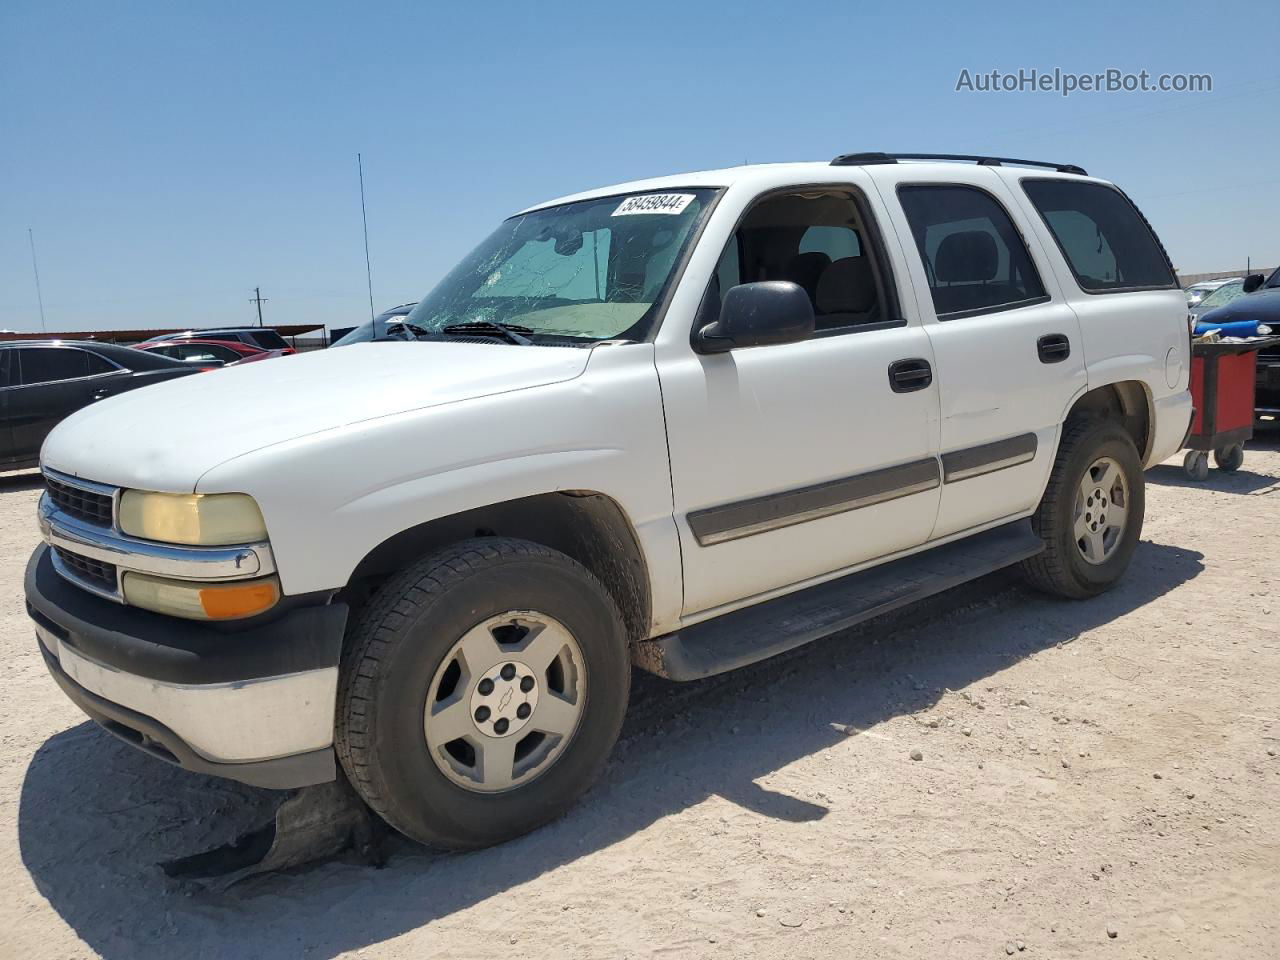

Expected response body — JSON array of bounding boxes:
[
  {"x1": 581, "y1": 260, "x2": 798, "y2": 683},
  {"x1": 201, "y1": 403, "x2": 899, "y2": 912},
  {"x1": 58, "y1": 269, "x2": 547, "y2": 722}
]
[{"x1": 3, "y1": 0, "x2": 1278, "y2": 334}]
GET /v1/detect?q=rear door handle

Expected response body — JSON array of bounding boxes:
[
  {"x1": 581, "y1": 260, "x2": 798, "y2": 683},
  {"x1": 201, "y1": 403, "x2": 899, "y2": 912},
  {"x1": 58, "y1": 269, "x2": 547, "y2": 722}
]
[
  {"x1": 888, "y1": 358, "x2": 933, "y2": 393},
  {"x1": 1037, "y1": 333, "x2": 1071, "y2": 364}
]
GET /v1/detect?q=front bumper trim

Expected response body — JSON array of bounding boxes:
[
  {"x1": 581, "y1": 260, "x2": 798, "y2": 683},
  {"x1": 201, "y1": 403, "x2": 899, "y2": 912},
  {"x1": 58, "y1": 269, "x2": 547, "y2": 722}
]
[
  {"x1": 40, "y1": 638, "x2": 334, "y2": 789},
  {"x1": 26, "y1": 542, "x2": 347, "y2": 789},
  {"x1": 38, "y1": 623, "x2": 338, "y2": 765}
]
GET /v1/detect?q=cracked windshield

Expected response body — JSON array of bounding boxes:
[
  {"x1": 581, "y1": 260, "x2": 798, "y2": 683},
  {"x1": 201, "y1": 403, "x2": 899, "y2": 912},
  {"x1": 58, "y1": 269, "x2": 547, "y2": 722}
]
[{"x1": 389, "y1": 189, "x2": 716, "y2": 344}]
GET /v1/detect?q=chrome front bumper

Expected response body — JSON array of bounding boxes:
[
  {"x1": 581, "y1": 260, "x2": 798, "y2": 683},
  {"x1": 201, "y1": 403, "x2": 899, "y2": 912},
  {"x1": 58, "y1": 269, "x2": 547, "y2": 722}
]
[
  {"x1": 38, "y1": 469, "x2": 274, "y2": 603},
  {"x1": 38, "y1": 622, "x2": 337, "y2": 766},
  {"x1": 27, "y1": 544, "x2": 347, "y2": 789}
]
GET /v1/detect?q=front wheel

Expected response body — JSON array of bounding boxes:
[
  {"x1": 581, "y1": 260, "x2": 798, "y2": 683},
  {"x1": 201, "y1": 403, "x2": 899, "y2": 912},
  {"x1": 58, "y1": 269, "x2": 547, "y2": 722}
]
[
  {"x1": 335, "y1": 538, "x2": 630, "y2": 849},
  {"x1": 1020, "y1": 419, "x2": 1145, "y2": 599}
]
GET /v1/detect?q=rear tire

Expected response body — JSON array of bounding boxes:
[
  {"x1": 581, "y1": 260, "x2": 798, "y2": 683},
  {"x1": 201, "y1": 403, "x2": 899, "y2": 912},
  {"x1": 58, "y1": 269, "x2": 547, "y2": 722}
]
[
  {"x1": 335, "y1": 538, "x2": 630, "y2": 849},
  {"x1": 1020, "y1": 419, "x2": 1145, "y2": 599}
]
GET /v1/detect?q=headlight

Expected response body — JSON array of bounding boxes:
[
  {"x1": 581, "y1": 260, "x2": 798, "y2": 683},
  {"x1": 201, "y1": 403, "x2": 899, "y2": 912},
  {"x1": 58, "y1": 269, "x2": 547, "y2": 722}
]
[
  {"x1": 122, "y1": 572, "x2": 280, "y2": 620},
  {"x1": 119, "y1": 491, "x2": 267, "y2": 545}
]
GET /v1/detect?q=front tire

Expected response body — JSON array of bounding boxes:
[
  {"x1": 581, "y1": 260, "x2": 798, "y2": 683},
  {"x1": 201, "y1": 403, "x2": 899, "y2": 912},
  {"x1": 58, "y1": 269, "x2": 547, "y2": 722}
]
[
  {"x1": 1020, "y1": 419, "x2": 1145, "y2": 599},
  {"x1": 335, "y1": 538, "x2": 630, "y2": 849}
]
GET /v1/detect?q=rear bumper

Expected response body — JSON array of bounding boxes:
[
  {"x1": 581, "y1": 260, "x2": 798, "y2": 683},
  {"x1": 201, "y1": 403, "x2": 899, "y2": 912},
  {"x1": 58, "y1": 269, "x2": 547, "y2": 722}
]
[
  {"x1": 1148, "y1": 389, "x2": 1194, "y2": 466},
  {"x1": 26, "y1": 544, "x2": 347, "y2": 789}
]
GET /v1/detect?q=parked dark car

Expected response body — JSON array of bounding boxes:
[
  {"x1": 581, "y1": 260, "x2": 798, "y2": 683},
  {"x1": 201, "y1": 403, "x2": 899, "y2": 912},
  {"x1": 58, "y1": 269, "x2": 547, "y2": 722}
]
[
  {"x1": 1198, "y1": 267, "x2": 1280, "y2": 422},
  {"x1": 0, "y1": 340, "x2": 204, "y2": 471},
  {"x1": 141, "y1": 327, "x2": 296, "y2": 354}
]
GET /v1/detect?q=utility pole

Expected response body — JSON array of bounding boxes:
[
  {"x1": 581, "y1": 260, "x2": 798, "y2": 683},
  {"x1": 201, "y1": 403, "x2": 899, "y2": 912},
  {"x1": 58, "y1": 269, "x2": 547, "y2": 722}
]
[
  {"x1": 249, "y1": 287, "x2": 269, "y2": 326},
  {"x1": 28, "y1": 228, "x2": 47, "y2": 333}
]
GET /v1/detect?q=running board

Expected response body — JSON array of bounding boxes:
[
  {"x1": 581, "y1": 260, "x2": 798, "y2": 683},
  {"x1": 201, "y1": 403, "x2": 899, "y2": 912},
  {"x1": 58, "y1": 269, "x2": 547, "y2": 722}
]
[{"x1": 634, "y1": 520, "x2": 1044, "y2": 681}]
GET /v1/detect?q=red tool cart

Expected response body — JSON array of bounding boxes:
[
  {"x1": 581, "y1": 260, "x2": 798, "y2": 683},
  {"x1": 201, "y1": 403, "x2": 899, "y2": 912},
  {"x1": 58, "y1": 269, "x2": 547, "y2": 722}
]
[{"x1": 1182, "y1": 337, "x2": 1280, "y2": 480}]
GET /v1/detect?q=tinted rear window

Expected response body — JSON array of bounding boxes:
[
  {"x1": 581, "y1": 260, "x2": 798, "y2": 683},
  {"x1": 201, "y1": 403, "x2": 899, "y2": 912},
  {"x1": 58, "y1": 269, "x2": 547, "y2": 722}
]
[
  {"x1": 248, "y1": 330, "x2": 288, "y2": 350},
  {"x1": 18, "y1": 347, "x2": 91, "y2": 385},
  {"x1": 83, "y1": 352, "x2": 117, "y2": 375},
  {"x1": 1022, "y1": 180, "x2": 1175, "y2": 293},
  {"x1": 898, "y1": 185, "x2": 1047, "y2": 318}
]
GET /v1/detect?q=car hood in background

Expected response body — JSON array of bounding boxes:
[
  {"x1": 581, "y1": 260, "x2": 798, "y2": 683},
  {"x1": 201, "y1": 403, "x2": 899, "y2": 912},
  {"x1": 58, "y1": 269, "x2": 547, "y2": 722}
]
[
  {"x1": 1197, "y1": 288, "x2": 1280, "y2": 326},
  {"x1": 41, "y1": 342, "x2": 591, "y2": 492}
]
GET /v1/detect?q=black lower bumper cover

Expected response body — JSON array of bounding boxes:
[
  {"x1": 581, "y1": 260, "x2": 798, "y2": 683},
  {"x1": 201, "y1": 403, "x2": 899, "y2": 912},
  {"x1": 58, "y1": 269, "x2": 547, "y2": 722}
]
[{"x1": 26, "y1": 544, "x2": 348, "y2": 790}]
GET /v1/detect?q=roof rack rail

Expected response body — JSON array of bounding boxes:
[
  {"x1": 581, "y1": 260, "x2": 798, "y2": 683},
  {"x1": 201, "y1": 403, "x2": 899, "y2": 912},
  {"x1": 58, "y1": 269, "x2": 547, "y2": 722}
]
[{"x1": 830, "y1": 152, "x2": 1088, "y2": 176}]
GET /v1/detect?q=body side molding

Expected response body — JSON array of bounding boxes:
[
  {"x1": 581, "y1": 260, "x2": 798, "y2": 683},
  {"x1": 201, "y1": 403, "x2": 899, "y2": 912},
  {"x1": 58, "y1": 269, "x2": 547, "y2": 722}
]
[
  {"x1": 941, "y1": 433, "x2": 1038, "y2": 483},
  {"x1": 687, "y1": 458, "x2": 940, "y2": 547}
]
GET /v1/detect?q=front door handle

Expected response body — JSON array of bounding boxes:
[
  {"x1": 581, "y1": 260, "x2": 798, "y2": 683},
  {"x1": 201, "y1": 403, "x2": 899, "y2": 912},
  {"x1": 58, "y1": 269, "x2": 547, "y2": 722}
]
[
  {"x1": 1037, "y1": 333, "x2": 1071, "y2": 364},
  {"x1": 888, "y1": 358, "x2": 933, "y2": 393}
]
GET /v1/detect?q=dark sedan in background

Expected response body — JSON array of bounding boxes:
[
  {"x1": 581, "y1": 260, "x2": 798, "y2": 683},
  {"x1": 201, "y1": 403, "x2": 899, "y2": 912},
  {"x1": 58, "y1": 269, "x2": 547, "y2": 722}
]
[
  {"x1": 0, "y1": 340, "x2": 203, "y2": 471},
  {"x1": 1196, "y1": 267, "x2": 1280, "y2": 423}
]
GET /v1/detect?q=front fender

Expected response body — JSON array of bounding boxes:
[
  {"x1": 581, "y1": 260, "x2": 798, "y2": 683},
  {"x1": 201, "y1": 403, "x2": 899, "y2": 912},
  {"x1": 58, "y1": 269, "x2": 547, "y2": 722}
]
[{"x1": 195, "y1": 346, "x2": 683, "y2": 626}]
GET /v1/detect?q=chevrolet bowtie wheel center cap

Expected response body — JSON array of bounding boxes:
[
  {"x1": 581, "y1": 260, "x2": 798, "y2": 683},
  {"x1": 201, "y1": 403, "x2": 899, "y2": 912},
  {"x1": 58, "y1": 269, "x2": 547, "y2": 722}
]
[{"x1": 469, "y1": 661, "x2": 539, "y2": 738}]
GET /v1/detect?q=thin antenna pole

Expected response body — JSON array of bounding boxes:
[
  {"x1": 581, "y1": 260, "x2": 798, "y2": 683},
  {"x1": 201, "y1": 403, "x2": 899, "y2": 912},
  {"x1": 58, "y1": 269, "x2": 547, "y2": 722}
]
[
  {"x1": 28, "y1": 228, "x2": 47, "y2": 333},
  {"x1": 358, "y1": 153, "x2": 375, "y2": 323}
]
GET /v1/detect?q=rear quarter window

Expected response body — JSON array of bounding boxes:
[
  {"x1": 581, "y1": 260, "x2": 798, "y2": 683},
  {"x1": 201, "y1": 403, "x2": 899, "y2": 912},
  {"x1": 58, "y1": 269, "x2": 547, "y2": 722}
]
[
  {"x1": 248, "y1": 330, "x2": 289, "y2": 350},
  {"x1": 1021, "y1": 179, "x2": 1176, "y2": 293}
]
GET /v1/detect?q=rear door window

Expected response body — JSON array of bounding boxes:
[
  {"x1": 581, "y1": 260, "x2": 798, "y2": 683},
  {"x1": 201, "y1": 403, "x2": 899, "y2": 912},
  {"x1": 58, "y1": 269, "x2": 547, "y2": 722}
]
[
  {"x1": 1021, "y1": 179, "x2": 1176, "y2": 292},
  {"x1": 247, "y1": 330, "x2": 289, "y2": 350},
  {"x1": 897, "y1": 185, "x2": 1047, "y2": 319},
  {"x1": 17, "y1": 348, "x2": 90, "y2": 385}
]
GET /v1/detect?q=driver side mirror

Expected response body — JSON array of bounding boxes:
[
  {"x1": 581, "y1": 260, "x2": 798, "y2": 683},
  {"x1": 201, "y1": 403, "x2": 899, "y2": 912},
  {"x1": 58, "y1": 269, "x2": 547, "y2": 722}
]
[
  {"x1": 1243, "y1": 273, "x2": 1265, "y2": 294},
  {"x1": 694, "y1": 281, "x2": 815, "y2": 354}
]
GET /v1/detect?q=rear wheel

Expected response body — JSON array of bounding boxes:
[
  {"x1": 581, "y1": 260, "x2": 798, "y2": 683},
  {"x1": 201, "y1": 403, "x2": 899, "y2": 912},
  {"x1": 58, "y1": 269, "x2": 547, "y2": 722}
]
[
  {"x1": 1020, "y1": 419, "x2": 1145, "y2": 599},
  {"x1": 335, "y1": 538, "x2": 630, "y2": 849}
]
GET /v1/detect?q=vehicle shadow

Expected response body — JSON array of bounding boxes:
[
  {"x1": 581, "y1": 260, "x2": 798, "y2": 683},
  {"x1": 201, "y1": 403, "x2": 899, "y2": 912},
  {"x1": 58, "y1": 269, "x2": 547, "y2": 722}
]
[
  {"x1": 0, "y1": 469, "x2": 42, "y2": 492},
  {"x1": 18, "y1": 538, "x2": 1203, "y2": 960},
  {"x1": 1146, "y1": 465, "x2": 1279, "y2": 495}
]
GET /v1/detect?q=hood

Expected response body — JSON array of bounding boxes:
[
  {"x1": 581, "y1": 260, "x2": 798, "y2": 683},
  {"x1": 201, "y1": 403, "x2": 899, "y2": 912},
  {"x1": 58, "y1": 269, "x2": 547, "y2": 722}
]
[
  {"x1": 41, "y1": 341, "x2": 591, "y2": 491},
  {"x1": 1197, "y1": 287, "x2": 1280, "y2": 326}
]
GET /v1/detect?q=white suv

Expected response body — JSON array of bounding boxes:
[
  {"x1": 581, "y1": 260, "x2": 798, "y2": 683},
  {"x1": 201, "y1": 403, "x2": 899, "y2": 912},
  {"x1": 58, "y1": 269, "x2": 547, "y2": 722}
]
[{"x1": 28, "y1": 152, "x2": 1193, "y2": 849}]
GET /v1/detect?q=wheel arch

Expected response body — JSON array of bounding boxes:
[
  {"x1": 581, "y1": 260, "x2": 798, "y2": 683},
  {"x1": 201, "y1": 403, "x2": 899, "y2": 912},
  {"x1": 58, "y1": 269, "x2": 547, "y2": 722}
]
[
  {"x1": 340, "y1": 490, "x2": 653, "y2": 646},
  {"x1": 1062, "y1": 378, "x2": 1154, "y2": 462}
]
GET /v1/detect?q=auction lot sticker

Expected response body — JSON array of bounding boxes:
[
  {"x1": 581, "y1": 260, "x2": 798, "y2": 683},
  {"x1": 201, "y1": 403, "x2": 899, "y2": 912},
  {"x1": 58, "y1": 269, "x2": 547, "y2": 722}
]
[{"x1": 613, "y1": 193, "x2": 696, "y2": 216}]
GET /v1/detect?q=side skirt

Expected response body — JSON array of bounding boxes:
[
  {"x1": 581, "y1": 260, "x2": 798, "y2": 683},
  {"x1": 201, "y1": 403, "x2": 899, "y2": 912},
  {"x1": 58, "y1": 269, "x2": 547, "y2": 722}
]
[{"x1": 633, "y1": 519, "x2": 1043, "y2": 681}]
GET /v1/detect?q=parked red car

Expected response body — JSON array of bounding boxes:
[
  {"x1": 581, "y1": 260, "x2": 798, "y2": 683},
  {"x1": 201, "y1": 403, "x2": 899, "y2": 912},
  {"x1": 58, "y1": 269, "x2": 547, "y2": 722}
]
[{"x1": 133, "y1": 338, "x2": 291, "y2": 367}]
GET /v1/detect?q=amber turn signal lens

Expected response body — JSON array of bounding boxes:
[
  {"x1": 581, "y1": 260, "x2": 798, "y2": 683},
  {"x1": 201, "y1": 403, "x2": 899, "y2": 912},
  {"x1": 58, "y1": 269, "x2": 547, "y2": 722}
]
[
  {"x1": 122, "y1": 572, "x2": 280, "y2": 620},
  {"x1": 199, "y1": 580, "x2": 280, "y2": 620}
]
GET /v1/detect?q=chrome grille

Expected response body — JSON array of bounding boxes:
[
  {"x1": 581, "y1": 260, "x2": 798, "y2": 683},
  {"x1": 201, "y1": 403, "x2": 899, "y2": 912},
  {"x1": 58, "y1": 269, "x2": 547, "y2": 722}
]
[
  {"x1": 45, "y1": 474, "x2": 114, "y2": 527},
  {"x1": 53, "y1": 547, "x2": 118, "y2": 592}
]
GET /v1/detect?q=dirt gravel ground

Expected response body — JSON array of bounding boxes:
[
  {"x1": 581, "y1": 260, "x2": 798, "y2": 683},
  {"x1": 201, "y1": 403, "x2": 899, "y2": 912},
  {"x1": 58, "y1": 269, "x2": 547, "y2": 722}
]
[{"x1": 1, "y1": 438, "x2": 1278, "y2": 960}]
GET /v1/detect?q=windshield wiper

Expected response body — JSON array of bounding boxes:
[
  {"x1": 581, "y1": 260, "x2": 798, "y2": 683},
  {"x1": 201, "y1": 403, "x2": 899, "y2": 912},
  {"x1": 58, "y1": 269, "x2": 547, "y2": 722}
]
[{"x1": 440, "y1": 320, "x2": 535, "y2": 345}]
